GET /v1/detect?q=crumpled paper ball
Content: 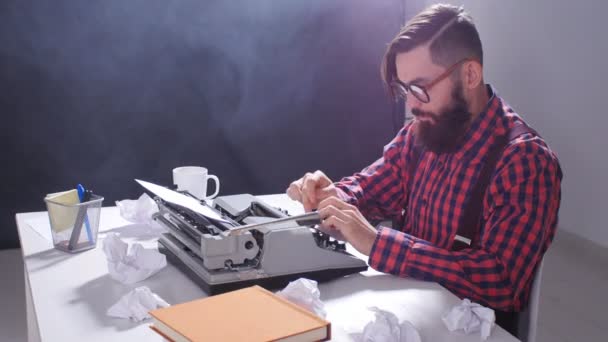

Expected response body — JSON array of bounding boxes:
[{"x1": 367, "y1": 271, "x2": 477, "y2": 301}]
[
  {"x1": 442, "y1": 298, "x2": 495, "y2": 340},
  {"x1": 115, "y1": 193, "x2": 160, "y2": 227},
  {"x1": 276, "y1": 278, "x2": 327, "y2": 318},
  {"x1": 102, "y1": 233, "x2": 167, "y2": 284},
  {"x1": 106, "y1": 286, "x2": 170, "y2": 322},
  {"x1": 359, "y1": 307, "x2": 421, "y2": 342}
]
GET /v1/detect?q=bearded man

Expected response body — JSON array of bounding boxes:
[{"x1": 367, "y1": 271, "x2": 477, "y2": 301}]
[{"x1": 287, "y1": 4, "x2": 562, "y2": 336}]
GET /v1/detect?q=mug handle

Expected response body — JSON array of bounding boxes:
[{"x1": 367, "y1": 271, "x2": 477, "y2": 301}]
[{"x1": 206, "y1": 175, "x2": 220, "y2": 199}]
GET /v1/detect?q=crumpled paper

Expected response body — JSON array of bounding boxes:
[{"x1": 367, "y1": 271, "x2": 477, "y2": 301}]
[
  {"x1": 116, "y1": 193, "x2": 161, "y2": 227},
  {"x1": 358, "y1": 307, "x2": 421, "y2": 342},
  {"x1": 102, "y1": 233, "x2": 167, "y2": 284},
  {"x1": 442, "y1": 298, "x2": 495, "y2": 340},
  {"x1": 107, "y1": 286, "x2": 170, "y2": 322},
  {"x1": 276, "y1": 278, "x2": 327, "y2": 318}
]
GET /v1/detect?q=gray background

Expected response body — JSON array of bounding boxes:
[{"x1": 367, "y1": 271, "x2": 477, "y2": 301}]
[
  {"x1": 1, "y1": 0, "x2": 411, "y2": 248},
  {"x1": 5, "y1": 0, "x2": 604, "y2": 250}
]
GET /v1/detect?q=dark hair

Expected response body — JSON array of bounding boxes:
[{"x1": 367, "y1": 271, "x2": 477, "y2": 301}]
[{"x1": 381, "y1": 4, "x2": 483, "y2": 90}]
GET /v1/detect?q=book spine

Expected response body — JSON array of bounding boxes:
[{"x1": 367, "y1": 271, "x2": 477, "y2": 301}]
[
  {"x1": 149, "y1": 325, "x2": 177, "y2": 342},
  {"x1": 323, "y1": 323, "x2": 331, "y2": 341}
]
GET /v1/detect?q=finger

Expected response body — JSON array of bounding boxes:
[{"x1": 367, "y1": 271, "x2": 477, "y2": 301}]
[
  {"x1": 302, "y1": 171, "x2": 332, "y2": 201},
  {"x1": 301, "y1": 172, "x2": 317, "y2": 211},
  {"x1": 315, "y1": 221, "x2": 345, "y2": 241},
  {"x1": 293, "y1": 177, "x2": 303, "y2": 189},
  {"x1": 286, "y1": 182, "x2": 302, "y2": 202},
  {"x1": 320, "y1": 214, "x2": 347, "y2": 231},
  {"x1": 315, "y1": 185, "x2": 336, "y2": 203},
  {"x1": 318, "y1": 195, "x2": 355, "y2": 211},
  {"x1": 312, "y1": 170, "x2": 332, "y2": 188},
  {"x1": 343, "y1": 209, "x2": 367, "y2": 226},
  {"x1": 319, "y1": 205, "x2": 353, "y2": 226},
  {"x1": 320, "y1": 215, "x2": 350, "y2": 242}
]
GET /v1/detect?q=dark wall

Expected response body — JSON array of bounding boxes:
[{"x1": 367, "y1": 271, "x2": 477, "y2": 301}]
[{"x1": 1, "y1": 0, "x2": 407, "y2": 249}]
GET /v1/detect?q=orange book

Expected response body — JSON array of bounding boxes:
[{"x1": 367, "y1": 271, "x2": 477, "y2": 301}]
[{"x1": 149, "y1": 285, "x2": 331, "y2": 342}]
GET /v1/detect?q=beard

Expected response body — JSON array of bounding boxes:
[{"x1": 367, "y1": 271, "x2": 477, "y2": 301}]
[{"x1": 411, "y1": 84, "x2": 472, "y2": 154}]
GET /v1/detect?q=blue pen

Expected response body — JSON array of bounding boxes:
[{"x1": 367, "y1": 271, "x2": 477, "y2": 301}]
[{"x1": 77, "y1": 184, "x2": 94, "y2": 243}]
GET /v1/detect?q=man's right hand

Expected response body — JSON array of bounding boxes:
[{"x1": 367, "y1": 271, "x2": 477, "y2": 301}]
[{"x1": 286, "y1": 170, "x2": 339, "y2": 212}]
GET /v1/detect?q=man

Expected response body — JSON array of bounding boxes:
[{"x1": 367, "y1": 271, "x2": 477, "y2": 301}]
[{"x1": 286, "y1": 3, "x2": 562, "y2": 335}]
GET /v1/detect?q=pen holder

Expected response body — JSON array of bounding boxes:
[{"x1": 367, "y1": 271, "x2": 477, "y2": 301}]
[{"x1": 44, "y1": 192, "x2": 104, "y2": 253}]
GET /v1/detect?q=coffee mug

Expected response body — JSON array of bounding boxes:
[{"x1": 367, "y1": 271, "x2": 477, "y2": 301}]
[{"x1": 172, "y1": 166, "x2": 220, "y2": 200}]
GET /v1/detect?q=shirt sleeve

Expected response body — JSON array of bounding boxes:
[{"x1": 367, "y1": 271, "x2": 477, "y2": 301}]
[
  {"x1": 335, "y1": 123, "x2": 415, "y2": 223},
  {"x1": 368, "y1": 139, "x2": 562, "y2": 311}
]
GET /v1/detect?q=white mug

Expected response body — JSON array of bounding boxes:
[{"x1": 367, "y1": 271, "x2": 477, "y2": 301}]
[{"x1": 172, "y1": 166, "x2": 220, "y2": 200}]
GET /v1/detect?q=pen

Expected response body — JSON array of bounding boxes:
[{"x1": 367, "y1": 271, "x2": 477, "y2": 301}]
[{"x1": 77, "y1": 184, "x2": 94, "y2": 244}]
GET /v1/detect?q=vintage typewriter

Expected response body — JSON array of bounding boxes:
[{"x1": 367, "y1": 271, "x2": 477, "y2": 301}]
[{"x1": 137, "y1": 180, "x2": 368, "y2": 294}]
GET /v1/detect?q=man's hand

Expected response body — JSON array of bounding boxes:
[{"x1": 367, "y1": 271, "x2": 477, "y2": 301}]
[
  {"x1": 317, "y1": 197, "x2": 377, "y2": 256},
  {"x1": 286, "y1": 170, "x2": 339, "y2": 212}
]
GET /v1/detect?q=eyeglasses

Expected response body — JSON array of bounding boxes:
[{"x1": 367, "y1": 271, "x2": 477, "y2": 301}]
[{"x1": 389, "y1": 57, "x2": 473, "y2": 104}]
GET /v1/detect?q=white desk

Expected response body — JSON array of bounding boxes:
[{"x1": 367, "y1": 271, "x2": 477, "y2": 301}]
[{"x1": 16, "y1": 194, "x2": 519, "y2": 342}]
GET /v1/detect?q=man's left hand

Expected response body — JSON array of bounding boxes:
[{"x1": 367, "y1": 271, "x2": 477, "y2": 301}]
[{"x1": 317, "y1": 197, "x2": 378, "y2": 256}]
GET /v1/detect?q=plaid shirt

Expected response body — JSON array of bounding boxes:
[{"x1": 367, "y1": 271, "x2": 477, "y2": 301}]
[{"x1": 336, "y1": 86, "x2": 562, "y2": 311}]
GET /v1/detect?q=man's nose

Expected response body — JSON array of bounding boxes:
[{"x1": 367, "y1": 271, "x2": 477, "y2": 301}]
[
  {"x1": 406, "y1": 102, "x2": 422, "y2": 116},
  {"x1": 407, "y1": 92, "x2": 424, "y2": 108}
]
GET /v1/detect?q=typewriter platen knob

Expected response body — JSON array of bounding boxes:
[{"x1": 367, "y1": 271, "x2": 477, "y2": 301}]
[{"x1": 224, "y1": 259, "x2": 234, "y2": 270}]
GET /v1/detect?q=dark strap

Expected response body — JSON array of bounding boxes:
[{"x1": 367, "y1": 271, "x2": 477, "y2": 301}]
[
  {"x1": 454, "y1": 122, "x2": 538, "y2": 331},
  {"x1": 509, "y1": 122, "x2": 538, "y2": 141},
  {"x1": 452, "y1": 122, "x2": 537, "y2": 250}
]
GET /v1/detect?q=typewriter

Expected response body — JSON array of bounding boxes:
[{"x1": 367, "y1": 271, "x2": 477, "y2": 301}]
[{"x1": 137, "y1": 180, "x2": 368, "y2": 295}]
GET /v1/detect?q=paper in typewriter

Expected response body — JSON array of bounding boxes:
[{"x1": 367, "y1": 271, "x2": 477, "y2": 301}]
[{"x1": 135, "y1": 179, "x2": 230, "y2": 223}]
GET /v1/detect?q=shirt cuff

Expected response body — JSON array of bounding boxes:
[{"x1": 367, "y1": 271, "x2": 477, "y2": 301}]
[{"x1": 368, "y1": 227, "x2": 414, "y2": 275}]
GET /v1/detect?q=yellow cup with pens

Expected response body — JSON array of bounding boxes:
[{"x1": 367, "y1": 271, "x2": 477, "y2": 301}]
[{"x1": 44, "y1": 184, "x2": 104, "y2": 253}]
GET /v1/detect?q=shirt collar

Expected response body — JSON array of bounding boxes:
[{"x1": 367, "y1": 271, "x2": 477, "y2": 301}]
[{"x1": 453, "y1": 84, "x2": 508, "y2": 159}]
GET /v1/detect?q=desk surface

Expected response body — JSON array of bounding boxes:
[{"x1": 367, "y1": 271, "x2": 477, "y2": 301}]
[{"x1": 16, "y1": 194, "x2": 519, "y2": 342}]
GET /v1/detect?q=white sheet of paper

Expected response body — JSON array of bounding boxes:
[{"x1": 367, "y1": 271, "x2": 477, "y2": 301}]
[
  {"x1": 25, "y1": 216, "x2": 53, "y2": 243},
  {"x1": 135, "y1": 179, "x2": 229, "y2": 223}
]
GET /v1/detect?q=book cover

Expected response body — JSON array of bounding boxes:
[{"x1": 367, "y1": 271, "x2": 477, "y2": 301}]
[{"x1": 149, "y1": 285, "x2": 331, "y2": 342}]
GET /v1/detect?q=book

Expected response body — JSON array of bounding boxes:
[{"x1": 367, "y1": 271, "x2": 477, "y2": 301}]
[{"x1": 149, "y1": 285, "x2": 331, "y2": 342}]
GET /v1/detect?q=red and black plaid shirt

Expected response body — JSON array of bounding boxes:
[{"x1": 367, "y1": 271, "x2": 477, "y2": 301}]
[{"x1": 335, "y1": 86, "x2": 562, "y2": 311}]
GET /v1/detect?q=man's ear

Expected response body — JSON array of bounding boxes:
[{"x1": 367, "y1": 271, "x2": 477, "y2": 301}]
[{"x1": 461, "y1": 60, "x2": 483, "y2": 90}]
